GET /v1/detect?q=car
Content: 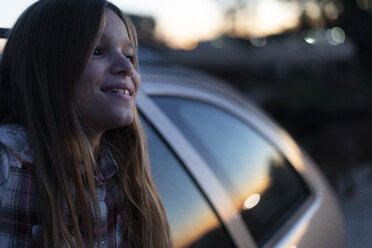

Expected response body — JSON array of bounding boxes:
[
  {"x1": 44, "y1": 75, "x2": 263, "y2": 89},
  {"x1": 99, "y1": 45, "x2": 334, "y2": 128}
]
[
  {"x1": 137, "y1": 47, "x2": 344, "y2": 248},
  {"x1": 0, "y1": 29, "x2": 344, "y2": 247}
]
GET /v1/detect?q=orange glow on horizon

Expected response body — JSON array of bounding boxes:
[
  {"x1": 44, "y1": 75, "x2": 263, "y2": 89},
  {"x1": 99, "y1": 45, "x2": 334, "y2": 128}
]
[
  {"x1": 2, "y1": 0, "x2": 329, "y2": 51},
  {"x1": 172, "y1": 207, "x2": 221, "y2": 248},
  {"x1": 173, "y1": 167, "x2": 271, "y2": 247},
  {"x1": 151, "y1": 0, "x2": 223, "y2": 50},
  {"x1": 233, "y1": 169, "x2": 271, "y2": 210},
  {"x1": 153, "y1": 0, "x2": 303, "y2": 49},
  {"x1": 235, "y1": 0, "x2": 301, "y2": 38},
  {"x1": 171, "y1": 162, "x2": 271, "y2": 247}
]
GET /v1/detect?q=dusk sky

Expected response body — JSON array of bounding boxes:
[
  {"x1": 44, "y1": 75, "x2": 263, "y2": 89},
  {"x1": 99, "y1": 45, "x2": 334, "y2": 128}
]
[{"x1": 0, "y1": 0, "x2": 310, "y2": 50}]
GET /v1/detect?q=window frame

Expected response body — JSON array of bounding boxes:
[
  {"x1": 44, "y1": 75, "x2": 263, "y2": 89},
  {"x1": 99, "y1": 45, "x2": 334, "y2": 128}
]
[
  {"x1": 137, "y1": 74, "x2": 319, "y2": 247},
  {"x1": 137, "y1": 89, "x2": 255, "y2": 248},
  {"x1": 140, "y1": 114, "x2": 237, "y2": 248}
]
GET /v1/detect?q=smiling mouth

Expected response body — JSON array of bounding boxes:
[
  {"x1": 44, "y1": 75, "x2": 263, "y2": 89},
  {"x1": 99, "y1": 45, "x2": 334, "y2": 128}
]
[
  {"x1": 109, "y1": 88, "x2": 130, "y2": 95},
  {"x1": 102, "y1": 87, "x2": 134, "y2": 101}
]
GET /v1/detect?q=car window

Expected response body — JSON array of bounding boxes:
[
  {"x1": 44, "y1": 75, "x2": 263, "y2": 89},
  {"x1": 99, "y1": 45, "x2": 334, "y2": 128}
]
[
  {"x1": 141, "y1": 116, "x2": 235, "y2": 248},
  {"x1": 153, "y1": 97, "x2": 311, "y2": 246}
]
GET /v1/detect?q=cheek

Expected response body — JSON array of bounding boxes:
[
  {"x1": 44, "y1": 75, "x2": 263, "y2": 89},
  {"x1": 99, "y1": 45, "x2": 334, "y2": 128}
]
[
  {"x1": 131, "y1": 70, "x2": 141, "y2": 92},
  {"x1": 79, "y1": 63, "x2": 100, "y2": 88},
  {"x1": 75, "y1": 63, "x2": 101, "y2": 109}
]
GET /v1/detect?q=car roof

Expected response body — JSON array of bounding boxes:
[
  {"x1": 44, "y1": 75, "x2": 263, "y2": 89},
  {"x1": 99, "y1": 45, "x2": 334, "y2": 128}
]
[{"x1": 138, "y1": 45, "x2": 286, "y2": 141}]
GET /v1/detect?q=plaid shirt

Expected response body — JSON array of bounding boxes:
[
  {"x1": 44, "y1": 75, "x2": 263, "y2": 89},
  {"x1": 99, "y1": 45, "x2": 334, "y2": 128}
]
[{"x1": 0, "y1": 124, "x2": 124, "y2": 247}]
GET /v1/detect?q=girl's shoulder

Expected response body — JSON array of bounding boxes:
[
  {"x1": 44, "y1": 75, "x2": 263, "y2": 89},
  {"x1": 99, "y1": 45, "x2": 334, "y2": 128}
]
[{"x1": 0, "y1": 124, "x2": 34, "y2": 169}]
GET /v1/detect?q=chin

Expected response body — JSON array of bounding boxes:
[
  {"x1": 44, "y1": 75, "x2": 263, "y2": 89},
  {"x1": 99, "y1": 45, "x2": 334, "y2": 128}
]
[
  {"x1": 89, "y1": 112, "x2": 135, "y2": 133},
  {"x1": 112, "y1": 114, "x2": 134, "y2": 129}
]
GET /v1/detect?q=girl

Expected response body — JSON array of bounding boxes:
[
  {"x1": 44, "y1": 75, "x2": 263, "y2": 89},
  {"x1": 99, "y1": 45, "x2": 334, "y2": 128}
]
[{"x1": 0, "y1": 0, "x2": 172, "y2": 247}]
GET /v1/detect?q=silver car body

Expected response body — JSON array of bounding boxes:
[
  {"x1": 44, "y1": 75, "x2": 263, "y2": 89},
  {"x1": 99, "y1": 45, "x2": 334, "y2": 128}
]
[{"x1": 137, "y1": 60, "x2": 344, "y2": 248}]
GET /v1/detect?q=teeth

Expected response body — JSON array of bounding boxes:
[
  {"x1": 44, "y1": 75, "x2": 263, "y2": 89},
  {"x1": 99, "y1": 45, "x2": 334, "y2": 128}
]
[{"x1": 110, "y1": 88, "x2": 129, "y2": 95}]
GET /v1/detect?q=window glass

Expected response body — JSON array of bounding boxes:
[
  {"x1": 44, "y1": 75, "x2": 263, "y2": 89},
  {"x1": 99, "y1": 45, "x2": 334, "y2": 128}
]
[
  {"x1": 153, "y1": 97, "x2": 311, "y2": 245},
  {"x1": 141, "y1": 117, "x2": 235, "y2": 248}
]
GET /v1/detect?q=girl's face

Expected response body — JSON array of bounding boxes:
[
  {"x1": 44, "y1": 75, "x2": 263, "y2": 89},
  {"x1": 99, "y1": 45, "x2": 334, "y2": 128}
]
[{"x1": 75, "y1": 8, "x2": 140, "y2": 136}]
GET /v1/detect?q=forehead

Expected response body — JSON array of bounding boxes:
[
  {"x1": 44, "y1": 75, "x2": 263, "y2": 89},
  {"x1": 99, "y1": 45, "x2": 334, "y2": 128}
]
[{"x1": 100, "y1": 8, "x2": 131, "y2": 46}]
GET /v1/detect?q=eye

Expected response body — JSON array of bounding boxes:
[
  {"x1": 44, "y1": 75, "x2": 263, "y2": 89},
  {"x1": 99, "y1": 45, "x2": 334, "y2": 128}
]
[
  {"x1": 93, "y1": 47, "x2": 104, "y2": 56},
  {"x1": 125, "y1": 54, "x2": 136, "y2": 64}
]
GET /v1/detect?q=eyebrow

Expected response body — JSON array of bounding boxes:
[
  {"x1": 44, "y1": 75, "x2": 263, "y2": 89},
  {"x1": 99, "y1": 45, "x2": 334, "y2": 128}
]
[{"x1": 99, "y1": 32, "x2": 134, "y2": 50}]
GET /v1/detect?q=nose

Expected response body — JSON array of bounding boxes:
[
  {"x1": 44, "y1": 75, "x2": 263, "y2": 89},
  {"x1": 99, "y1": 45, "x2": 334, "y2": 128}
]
[{"x1": 110, "y1": 53, "x2": 134, "y2": 77}]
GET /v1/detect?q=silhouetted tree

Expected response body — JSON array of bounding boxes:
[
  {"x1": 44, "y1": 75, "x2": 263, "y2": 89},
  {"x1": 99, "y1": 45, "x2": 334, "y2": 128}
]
[{"x1": 337, "y1": 0, "x2": 372, "y2": 71}]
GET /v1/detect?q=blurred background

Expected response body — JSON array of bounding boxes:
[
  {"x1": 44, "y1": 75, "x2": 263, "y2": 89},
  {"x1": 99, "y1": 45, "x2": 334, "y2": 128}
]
[
  {"x1": 1, "y1": 0, "x2": 371, "y2": 246},
  {"x1": 126, "y1": 1, "x2": 372, "y2": 246},
  {"x1": 127, "y1": 1, "x2": 372, "y2": 246}
]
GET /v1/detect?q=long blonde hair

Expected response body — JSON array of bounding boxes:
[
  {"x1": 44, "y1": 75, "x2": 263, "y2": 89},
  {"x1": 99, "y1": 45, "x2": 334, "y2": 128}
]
[{"x1": 0, "y1": 0, "x2": 172, "y2": 247}]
